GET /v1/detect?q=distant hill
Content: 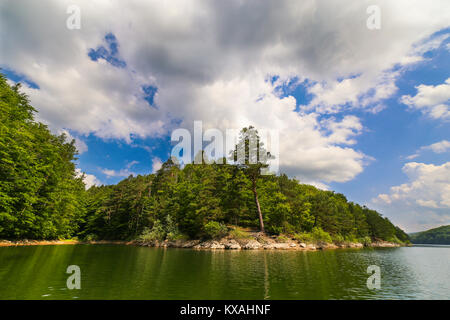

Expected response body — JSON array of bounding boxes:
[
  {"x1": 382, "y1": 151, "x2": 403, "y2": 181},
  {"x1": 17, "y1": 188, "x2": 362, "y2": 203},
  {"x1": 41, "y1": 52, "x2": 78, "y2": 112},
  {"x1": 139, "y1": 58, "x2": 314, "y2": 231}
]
[{"x1": 409, "y1": 225, "x2": 450, "y2": 244}]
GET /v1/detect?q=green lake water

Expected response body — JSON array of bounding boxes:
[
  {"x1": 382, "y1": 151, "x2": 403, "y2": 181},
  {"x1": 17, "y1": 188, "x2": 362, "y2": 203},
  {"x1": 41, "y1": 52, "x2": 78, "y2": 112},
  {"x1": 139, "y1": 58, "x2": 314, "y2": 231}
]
[{"x1": 0, "y1": 244, "x2": 448, "y2": 299}]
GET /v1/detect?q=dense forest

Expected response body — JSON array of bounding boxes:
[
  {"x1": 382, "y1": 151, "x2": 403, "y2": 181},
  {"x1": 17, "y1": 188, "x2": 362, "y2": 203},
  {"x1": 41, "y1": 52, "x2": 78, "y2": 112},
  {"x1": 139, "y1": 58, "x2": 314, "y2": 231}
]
[
  {"x1": 0, "y1": 74, "x2": 410, "y2": 244},
  {"x1": 0, "y1": 74, "x2": 86, "y2": 239},
  {"x1": 409, "y1": 225, "x2": 450, "y2": 244}
]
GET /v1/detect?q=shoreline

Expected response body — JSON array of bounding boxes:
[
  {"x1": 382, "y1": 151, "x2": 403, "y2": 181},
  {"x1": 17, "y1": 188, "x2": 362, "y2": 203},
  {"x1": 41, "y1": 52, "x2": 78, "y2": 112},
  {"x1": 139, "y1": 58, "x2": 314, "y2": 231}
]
[{"x1": 0, "y1": 238, "x2": 405, "y2": 250}]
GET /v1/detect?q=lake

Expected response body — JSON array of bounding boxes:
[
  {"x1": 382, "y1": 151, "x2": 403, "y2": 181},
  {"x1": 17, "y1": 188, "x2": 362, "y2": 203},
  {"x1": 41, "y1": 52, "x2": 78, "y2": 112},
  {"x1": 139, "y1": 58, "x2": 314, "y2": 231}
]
[{"x1": 0, "y1": 244, "x2": 448, "y2": 299}]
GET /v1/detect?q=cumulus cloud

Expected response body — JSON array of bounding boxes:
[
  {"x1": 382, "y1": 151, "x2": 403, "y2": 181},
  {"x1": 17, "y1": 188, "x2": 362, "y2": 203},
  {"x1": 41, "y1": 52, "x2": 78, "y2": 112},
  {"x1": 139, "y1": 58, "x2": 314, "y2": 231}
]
[
  {"x1": 376, "y1": 162, "x2": 450, "y2": 209},
  {"x1": 59, "y1": 129, "x2": 88, "y2": 154},
  {"x1": 400, "y1": 78, "x2": 450, "y2": 120},
  {"x1": 173, "y1": 75, "x2": 368, "y2": 184},
  {"x1": 101, "y1": 168, "x2": 133, "y2": 178},
  {"x1": 304, "y1": 70, "x2": 400, "y2": 113},
  {"x1": 75, "y1": 168, "x2": 101, "y2": 189},
  {"x1": 374, "y1": 162, "x2": 450, "y2": 231},
  {"x1": 406, "y1": 140, "x2": 450, "y2": 159},
  {"x1": 151, "y1": 157, "x2": 163, "y2": 173},
  {"x1": 1, "y1": 0, "x2": 449, "y2": 186},
  {"x1": 101, "y1": 160, "x2": 139, "y2": 178},
  {"x1": 425, "y1": 140, "x2": 450, "y2": 153}
]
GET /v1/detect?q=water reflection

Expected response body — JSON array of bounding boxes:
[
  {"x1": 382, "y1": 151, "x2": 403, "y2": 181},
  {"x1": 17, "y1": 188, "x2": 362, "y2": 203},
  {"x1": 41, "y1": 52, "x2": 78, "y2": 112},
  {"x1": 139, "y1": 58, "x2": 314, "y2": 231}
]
[{"x1": 0, "y1": 245, "x2": 448, "y2": 299}]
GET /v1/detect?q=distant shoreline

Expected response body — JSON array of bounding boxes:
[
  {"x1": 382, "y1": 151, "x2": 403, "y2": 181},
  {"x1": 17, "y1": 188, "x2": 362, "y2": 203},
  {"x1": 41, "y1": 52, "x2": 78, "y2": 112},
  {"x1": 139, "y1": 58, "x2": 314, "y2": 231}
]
[
  {"x1": 412, "y1": 243, "x2": 450, "y2": 246},
  {"x1": 0, "y1": 238, "x2": 405, "y2": 250}
]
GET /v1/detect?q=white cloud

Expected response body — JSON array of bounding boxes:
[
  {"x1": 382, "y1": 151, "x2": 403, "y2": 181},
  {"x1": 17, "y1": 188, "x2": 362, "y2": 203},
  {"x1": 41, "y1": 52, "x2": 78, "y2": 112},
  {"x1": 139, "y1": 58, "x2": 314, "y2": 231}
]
[
  {"x1": 425, "y1": 140, "x2": 450, "y2": 153},
  {"x1": 407, "y1": 140, "x2": 450, "y2": 159},
  {"x1": 376, "y1": 162, "x2": 450, "y2": 209},
  {"x1": 74, "y1": 139, "x2": 88, "y2": 154},
  {"x1": 75, "y1": 168, "x2": 101, "y2": 189},
  {"x1": 59, "y1": 129, "x2": 88, "y2": 154},
  {"x1": 151, "y1": 157, "x2": 163, "y2": 173},
  {"x1": 403, "y1": 33, "x2": 450, "y2": 63},
  {"x1": 374, "y1": 162, "x2": 450, "y2": 231},
  {"x1": 101, "y1": 168, "x2": 134, "y2": 178},
  {"x1": 304, "y1": 70, "x2": 400, "y2": 113},
  {"x1": 176, "y1": 75, "x2": 368, "y2": 184},
  {"x1": 126, "y1": 160, "x2": 139, "y2": 169},
  {"x1": 1, "y1": 0, "x2": 449, "y2": 186},
  {"x1": 405, "y1": 153, "x2": 420, "y2": 160},
  {"x1": 400, "y1": 78, "x2": 450, "y2": 120},
  {"x1": 302, "y1": 180, "x2": 329, "y2": 191},
  {"x1": 101, "y1": 160, "x2": 139, "y2": 178}
]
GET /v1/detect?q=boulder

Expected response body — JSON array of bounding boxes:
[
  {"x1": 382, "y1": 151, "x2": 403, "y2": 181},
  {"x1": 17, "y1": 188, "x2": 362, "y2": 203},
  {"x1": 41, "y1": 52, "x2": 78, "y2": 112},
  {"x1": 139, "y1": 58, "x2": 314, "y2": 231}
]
[
  {"x1": 182, "y1": 240, "x2": 200, "y2": 248},
  {"x1": 265, "y1": 243, "x2": 290, "y2": 250},
  {"x1": 195, "y1": 240, "x2": 226, "y2": 249},
  {"x1": 243, "y1": 240, "x2": 262, "y2": 250},
  {"x1": 318, "y1": 243, "x2": 338, "y2": 250},
  {"x1": 210, "y1": 241, "x2": 225, "y2": 249},
  {"x1": 223, "y1": 239, "x2": 241, "y2": 250}
]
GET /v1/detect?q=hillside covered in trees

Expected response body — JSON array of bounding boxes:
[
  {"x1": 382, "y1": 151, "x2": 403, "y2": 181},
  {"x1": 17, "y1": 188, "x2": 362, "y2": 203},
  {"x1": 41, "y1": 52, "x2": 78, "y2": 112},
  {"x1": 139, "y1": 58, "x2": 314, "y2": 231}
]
[
  {"x1": 0, "y1": 74, "x2": 86, "y2": 239},
  {"x1": 409, "y1": 225, "x2": 450, "y2": 244},
  {"x1": 0, "y1": 74, "x2": 410, "y2": 245},
  {"x1": 81, "y1": 162, "x2": 410, "y2": 244}
]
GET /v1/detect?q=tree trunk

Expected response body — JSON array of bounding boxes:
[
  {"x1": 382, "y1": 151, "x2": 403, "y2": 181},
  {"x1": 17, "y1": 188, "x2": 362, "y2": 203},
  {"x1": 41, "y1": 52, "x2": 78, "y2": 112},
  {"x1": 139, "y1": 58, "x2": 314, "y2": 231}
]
[{"x1": 252, "y1": 179, "x2": 264, "y2": 233}]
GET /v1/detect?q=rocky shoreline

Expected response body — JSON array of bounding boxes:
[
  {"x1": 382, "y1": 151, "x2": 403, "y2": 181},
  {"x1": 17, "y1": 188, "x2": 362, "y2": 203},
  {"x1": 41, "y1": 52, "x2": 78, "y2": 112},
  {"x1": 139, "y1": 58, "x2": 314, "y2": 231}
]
[
  {"x1": 135, "y1": 237, "x2": 403, "y2": 250},
  {"x1": 0, "y1": 239, "x2": 133, "y2": 247},
  {"x1": 0, "y1": 237, "x2": 403, "y2": 250}
]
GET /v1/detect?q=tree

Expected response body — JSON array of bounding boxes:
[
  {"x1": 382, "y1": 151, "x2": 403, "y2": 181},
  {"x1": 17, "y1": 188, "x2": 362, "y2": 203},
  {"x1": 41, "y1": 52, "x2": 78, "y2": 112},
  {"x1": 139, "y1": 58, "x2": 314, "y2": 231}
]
[
  {"x1": 0, "y1": 74, "x2": 86, "y2": 239},
  {"x1": 230, "y1": 127, "x2": 272, "y2": 233}
]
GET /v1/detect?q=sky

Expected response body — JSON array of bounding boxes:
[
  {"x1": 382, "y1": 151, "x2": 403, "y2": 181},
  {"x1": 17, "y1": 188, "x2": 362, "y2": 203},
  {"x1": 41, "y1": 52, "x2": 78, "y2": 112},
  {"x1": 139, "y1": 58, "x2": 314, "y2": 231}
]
[{"x1": 0, "y1": 0, "x2": 449, "y2": 232}]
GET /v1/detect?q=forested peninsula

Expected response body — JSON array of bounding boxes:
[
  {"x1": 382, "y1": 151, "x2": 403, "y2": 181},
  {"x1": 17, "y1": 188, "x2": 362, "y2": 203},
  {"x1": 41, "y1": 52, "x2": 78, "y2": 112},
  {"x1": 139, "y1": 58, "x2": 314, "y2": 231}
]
[{"x1": 0, "y1": 74, "x2": 410, "y2": 249}]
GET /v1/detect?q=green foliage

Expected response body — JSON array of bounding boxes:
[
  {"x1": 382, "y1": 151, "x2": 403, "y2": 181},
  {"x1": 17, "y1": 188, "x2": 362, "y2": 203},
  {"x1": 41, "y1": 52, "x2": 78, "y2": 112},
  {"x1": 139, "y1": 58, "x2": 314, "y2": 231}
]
[
  {"x1": 409, "y1": 225, "x2": 450, "y2": 244},
  {"x1": 293, "y1": 232, "x2": 313, "y2": 243},
  {"x1": 138, "y1": 220, "x2": 166, "y2": 242},
  {"x1": 203, "y1": 221, "x2": 228, "y2": 239},
  {"x1": 311, "y1": 227, "x2": 332, "y2": 243},
  {"x1": 332, "y1": 234, "x2": 345, "y2": 244},
  {"x1": 276, "y1": 235, "x2": 289, "y2": 243},
  {"x1": 0, "y1": 74, "x2": 86, "y2": 239},
  {"x1": 84, "y1": 234, "x2": 97, "y2": 241},
  {"x1": 395, "y1": 226, "x2": 411, "y2": 243},
  {"x1": 228, "y1": 227, "x2": 253, "y2": 239},
  {"x1": 230, "y1": 126, "x2": 272, "y2": 232},
  {"x1": 137, "y1": 215, "x2": 185, "y2": 242},
  {"x1": 293, "y1": 228, "x2": 333, "y2": 244},
  {"x1": 164, "y1": 215, "x2": 180, "y2": 240},
  {"x1": 361, "y1": 236, "x2": 372, "y2": 246}
]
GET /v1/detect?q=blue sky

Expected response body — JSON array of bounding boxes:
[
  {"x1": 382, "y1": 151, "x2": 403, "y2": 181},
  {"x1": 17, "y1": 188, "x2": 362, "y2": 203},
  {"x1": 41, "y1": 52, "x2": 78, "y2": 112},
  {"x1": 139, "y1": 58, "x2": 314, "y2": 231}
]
[
  {"x1": 69, "y1": 33, "x2": 449, "y2": 196},
  {"x1": 330, "y1": 39, "x2": 450, "y2": 199},
  {"x1": 1, "y1": 0, "x2": 449, "y2": 232}
]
